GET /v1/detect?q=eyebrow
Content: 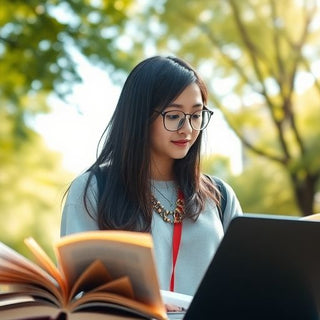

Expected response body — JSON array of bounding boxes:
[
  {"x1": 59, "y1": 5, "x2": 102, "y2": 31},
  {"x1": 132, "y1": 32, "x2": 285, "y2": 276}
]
[{"x1": 166, "y1": 103, "x2": 204, "y2": 109}]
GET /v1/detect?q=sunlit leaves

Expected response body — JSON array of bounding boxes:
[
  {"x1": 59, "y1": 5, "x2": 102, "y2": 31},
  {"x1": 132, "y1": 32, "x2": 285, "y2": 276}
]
[
  {"x1": 0, "y1": 112, "x2": 73, "y2": 257},
  {"x1": 0, "y1": 0, "x2": 137, "y2": 125},
  {"x1": 141, "y1": 0, "x2": 320, "y2": 214},
  {"x1": 0, "y1": 0, "x2": 136, "y2": 253}
]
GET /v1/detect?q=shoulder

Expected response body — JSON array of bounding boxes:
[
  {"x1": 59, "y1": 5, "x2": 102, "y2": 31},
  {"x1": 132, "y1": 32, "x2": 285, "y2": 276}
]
[
  {"x1": 204, "y1": 175, "x2": 243, "y2": 226},
  {"x1": 204, "y1": 175, "x2": 236, "y2": 198},
  {"x1": 61, "y1": 171, "x2": 100, "y2": 237},
  {"x1": 211, "y1": 176, "x2": 240, "y2": 208},
  {"x1": 67, "y1": 171, "x2": 99, "y2": 203},
  {"x1": 215, "y1": 177, "x2": 236, "y2": 198},
  {"x1": 217, "y1": 178, "x2": 243, "y2": 228},
  {"x1": 203, "y1": 174, "x2": 233, "y2": 199},
  {"x1": 72, "y1": 171, "x2": 91, "y2": 186}
]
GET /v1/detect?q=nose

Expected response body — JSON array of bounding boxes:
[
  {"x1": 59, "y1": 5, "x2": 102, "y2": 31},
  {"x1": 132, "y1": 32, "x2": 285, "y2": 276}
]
[{"x1": 178, "y1": 115, "x2": 193, "y2": 133}]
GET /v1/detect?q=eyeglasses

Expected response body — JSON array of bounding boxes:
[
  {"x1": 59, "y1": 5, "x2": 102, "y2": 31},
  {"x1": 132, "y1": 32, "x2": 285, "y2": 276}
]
[{"x1": 155, "y1": 109, "x2": 213, "y2": 132}]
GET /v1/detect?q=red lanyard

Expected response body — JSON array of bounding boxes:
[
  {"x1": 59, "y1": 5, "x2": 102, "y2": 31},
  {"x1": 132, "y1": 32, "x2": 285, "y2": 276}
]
[{"x1": 170, "y1": 189, "x2": 184, "y2": 291}]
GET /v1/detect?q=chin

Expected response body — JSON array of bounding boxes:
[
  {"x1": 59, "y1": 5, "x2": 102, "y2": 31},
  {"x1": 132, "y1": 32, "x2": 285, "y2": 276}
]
[{"x1": 172, "y1": 152, "x2": 189, "y2": 160}]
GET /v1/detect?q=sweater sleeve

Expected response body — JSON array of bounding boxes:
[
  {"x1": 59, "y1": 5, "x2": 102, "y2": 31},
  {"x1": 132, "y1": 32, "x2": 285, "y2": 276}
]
[{"x1": 60, "y1": 172, "x2": 99, "y2": 237}]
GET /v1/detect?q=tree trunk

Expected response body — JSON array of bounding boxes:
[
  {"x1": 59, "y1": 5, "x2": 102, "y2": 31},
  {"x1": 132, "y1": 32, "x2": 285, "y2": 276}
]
[{"x1": 290, "y1": 172, "x2": 319, "y2": 216}]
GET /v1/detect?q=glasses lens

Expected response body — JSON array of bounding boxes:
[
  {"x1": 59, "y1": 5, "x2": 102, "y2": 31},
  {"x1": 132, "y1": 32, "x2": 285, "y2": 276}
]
[
  {"x1": 163, "y1": 110, "x2": 212, "y2": 131},
  {"x1": 191, "y1": 110, "x2": 211, "y2": 130},
  {"x1": 164, "y1": 110, "x2": 185, "y2": 131}
]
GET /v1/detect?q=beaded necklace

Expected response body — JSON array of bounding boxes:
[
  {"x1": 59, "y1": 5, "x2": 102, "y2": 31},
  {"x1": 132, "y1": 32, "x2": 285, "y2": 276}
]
[{"x1": 151, "y1": 194, "x2": 184, "y2": 224}]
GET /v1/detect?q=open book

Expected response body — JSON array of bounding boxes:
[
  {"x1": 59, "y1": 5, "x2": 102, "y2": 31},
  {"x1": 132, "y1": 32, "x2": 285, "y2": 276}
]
[{"x1": 0, "y1": 231, "x2": 168, "y2": 320}]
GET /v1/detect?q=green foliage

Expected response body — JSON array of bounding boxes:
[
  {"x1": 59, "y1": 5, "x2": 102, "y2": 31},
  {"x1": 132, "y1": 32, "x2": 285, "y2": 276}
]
[
  {"x1": 201, "y1": 152, "x2": 302, "y2": 216},
  {"x1": 0, "y1": 0, "x2": 138, "y2": 145},
  {"x1": 0, "y1": 0, "x2": 137, "y2": 255},
  {"x1": 229, "y1": 156, "x2": 301, "y2": 216},
  {"x1": 201, "y1": 153, "x2": 232, "y2": 181},
  {"x1": 0, "y1": 107, "x2": 73, "y2": 259},
  {"x1": 141, "y1": 0, "x2": 320, "y2": 215}
]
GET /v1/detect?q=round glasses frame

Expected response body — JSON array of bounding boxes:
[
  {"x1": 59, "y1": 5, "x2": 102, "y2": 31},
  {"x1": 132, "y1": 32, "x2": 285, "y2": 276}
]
[{"x1": 154, "y1": 109, "x2": 214, "y2": 132}]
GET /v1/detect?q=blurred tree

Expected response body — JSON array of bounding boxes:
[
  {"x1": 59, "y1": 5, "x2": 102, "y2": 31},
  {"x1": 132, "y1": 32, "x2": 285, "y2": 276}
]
[
  {"x1": 229, "y1": 155, "x2": 301, "y2": 216},
  {"x1": 0, "y1": 0, "x2": 138, "y2": 251},
  {"x1": 0, "y1": 105, "x2": 73, "y2": 258},
  {"x1": 1, "y1": 0, "x2": 319, "y2": 241},
  {"x1": 141, "y1": 0, "x2": 320, "y2": 216},
  {"x1": 0, "y1": 0, "x2": 138, "y2": 145},
  {"x1": 201, "y1": 153, "x2": 232, "y2": 182},
  {"x1": 201, "y1": 152, "x2": 304, "y2": 215}
]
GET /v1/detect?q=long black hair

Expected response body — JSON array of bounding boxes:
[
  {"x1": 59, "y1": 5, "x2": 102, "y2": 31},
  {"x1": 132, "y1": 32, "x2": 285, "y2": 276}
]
[{"x1": 83, "y1": 56, "x2": 220, "y2": 231}]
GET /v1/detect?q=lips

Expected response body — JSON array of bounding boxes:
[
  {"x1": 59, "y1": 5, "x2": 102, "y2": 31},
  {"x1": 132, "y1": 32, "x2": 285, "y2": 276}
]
[{"x1": 171, "y1": 139, "x2": 190, "y2": 147}]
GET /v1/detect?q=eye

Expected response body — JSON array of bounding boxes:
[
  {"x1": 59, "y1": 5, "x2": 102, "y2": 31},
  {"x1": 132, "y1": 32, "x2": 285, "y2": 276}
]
[
  {"x1": 165, "y1": 111, "x2": 182, "y2": 120},
  {"x1": 191, "y1": 111, "x2": 202, "y2": 119}
]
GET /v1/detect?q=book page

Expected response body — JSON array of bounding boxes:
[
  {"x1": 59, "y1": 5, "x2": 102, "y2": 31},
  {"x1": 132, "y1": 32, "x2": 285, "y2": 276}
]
[
  {"x1": 69, "y1": 259, "x2": 112, "y2": 299},
  {"x1": 0, "y1": 243, "x2": 63, "y2": 304},
  {"x1": 0, "y1": 242, "x2": 54, "y2": 282},
  {"x1": 70, "y1": 292, "x2": 166, "y2": 320},
  {"x1": 69, "y1": 260, "x2": 135, "y2": 300},
  {"x1": 0, "y1": 300, "x2": 61, "y2": 319},
  {"x1": 24, "y1": 237, "x2": 66, "y2": 296},
  {"x1": 90, "y1": 276, "x2": 135, "y2": 299},
  {"x1": 69, "y1": 311, "x2": 143, "y2": 319},
  {"x1": 0, "y1": 301, "x2": 145, "y2": 320},
  {"x1": 55, "y1": 231, "x2": 166, "y2": 319},
  {"x1": 0, "y1": 285, "x2": 60, "y2": 307}
]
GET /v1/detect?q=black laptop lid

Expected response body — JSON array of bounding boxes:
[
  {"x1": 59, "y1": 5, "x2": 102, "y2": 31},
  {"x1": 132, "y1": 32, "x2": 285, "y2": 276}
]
[{"x1": 184, "y1": 215, "x2": 320, "y2": 320}]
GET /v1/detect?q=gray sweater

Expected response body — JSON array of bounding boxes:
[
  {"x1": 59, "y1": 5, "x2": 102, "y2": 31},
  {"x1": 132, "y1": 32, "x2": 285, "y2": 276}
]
[{"x1": 61, "y1": 172, "x2": 242, "y2": 296}]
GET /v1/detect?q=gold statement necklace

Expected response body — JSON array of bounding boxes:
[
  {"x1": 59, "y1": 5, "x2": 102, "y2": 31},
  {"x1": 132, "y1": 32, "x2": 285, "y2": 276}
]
[{"x1": 151, "y1": 190, "x2": 184, "y2": 224}]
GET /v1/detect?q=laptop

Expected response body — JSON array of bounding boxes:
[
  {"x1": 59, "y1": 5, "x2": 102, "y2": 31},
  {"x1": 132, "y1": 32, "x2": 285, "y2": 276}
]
[{"x1": 184, "y1": 214, "x2": 320, "y2": 320}]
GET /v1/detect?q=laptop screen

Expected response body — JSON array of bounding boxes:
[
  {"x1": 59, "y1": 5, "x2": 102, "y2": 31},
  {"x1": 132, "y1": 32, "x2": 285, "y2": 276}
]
[{"x1": 184, "y1": 215, "x2": 320, "y2": 320}]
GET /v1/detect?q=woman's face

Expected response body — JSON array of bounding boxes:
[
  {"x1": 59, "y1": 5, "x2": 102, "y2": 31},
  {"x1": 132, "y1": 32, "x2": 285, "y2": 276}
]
[{"x1": 150, "y1": 82, "x2": 203, "y2": 175}]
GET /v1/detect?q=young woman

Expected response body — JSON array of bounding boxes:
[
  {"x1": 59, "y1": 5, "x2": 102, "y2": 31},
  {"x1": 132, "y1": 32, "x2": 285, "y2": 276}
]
[{"x1": 61, "y1": 56, "x2": 242, "y2": 296}]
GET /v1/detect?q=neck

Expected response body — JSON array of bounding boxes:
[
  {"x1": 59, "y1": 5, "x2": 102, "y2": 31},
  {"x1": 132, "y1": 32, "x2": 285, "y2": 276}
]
[
  {"x1": 150, "y1": 157, "x2": 175, "y2": 181},
  {"x1": 151, "y1": 173, "x2": 174, "y2": 181}
]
